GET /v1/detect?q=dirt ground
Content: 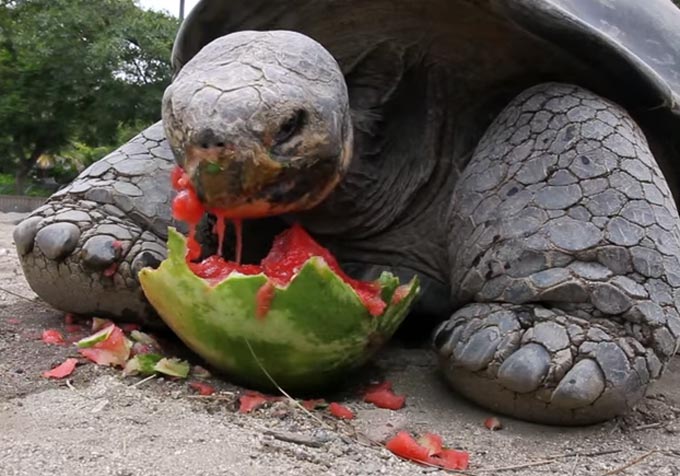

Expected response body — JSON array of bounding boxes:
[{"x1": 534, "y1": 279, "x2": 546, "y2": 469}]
[{"x1": 0, "y1": 213, "x2": 678, "y2": 476}]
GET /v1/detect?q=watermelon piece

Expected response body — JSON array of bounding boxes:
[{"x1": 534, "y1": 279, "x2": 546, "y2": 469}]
[
  {"x1": 189, "y1": 256, "x2": 262, "y2": 283},
  {"x1": 153, "y1": 358, "x2": 190, "y2": 378},
  {"x1": 255, "y1": 282, "x2": 276, "y2": 319},
  {"x1": 418, "y1": 433, "x2": 443, "y2": 456},
  {"x1": 430, "y1": 448, "x2": 470, "y2": 471},
  {"x1": 138, "y1": 228, "x2": 419, "y2": 391},
  {"x1": 238, "y1": 391, "x2": 280, "y2": 413},
  {"x1": 172, "y1": 189, "x2": 204, "y2": 224},
  {"x1": 76, "y1": 325, "x2": 115, "y2": 347},
  {"x1": 189, "y1": 381, "x2": 216, "y2": 396},
  {"x1": 171, "y1": 165, "x2": 189, "y2": 190},
  {"x1": 301, "y1": 398, "x2": 326, "y2": 410},
  {"x1": 123, "y1": 353, "x2": 163, "y2": 376},
  {"x1": 43, "y1": 358, "x2": 78, "y2": 379},
  {"x1": 260, "y1": 223, "x2": 386, "y2": 316},
  {"x1": 385, "y1": 431, "x2": 430, "y2": 463},
  {"x1": 187, "y1": 223, "x2": 389, "y2": 316},
  {"x1": 130, "y1": 342, "x2": 155, "y2": 356},
  {"x1": 41, "y1": 329, "x2": 65, "y2": 345},
  {"x1": 385, "y1": 431, "x2": 470, "y2": 471},
  {"x1": 129, "y1": 330, "x2": 162, "y2": 356},
  {"x1": 391, "y1": 285, "x2": 411, "y2": 304},
  {"x1": 484, "y1": 416, "x2": 503, "y2": 431},
  {"x1": 91, "y1": 317, "x2": 114, "y2": 332},
  {"x1": 77, "y1": 325, "x2": 131, "y2": 367},
  {"x1": 328, "y1": 402, "x2": 355, "y2": 420},
  {"x1": 364, "y1": 381, "x2": 406, "y2": 410}
]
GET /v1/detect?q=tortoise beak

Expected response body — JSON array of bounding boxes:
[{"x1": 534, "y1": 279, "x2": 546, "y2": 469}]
[
  {"x1": 183, "y1": 143, "x2": 283, "y2": 217},
  {"x1": 182, "y1": 143, "x2": 342, "y2": 219}
]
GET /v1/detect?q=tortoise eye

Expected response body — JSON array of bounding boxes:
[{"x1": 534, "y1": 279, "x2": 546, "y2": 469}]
[{"x1": 274, "y1": 110, "x2": 306, "y2": 146}]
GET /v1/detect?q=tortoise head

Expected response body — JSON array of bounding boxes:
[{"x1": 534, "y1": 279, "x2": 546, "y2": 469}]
[{"x1": 162, "y1": 30, "x2": 352, "y2": 218}]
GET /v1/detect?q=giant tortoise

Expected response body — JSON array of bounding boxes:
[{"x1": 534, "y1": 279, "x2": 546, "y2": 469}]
[{"x1": 12, "y1": 0, "x2": 680, "y2": 425}]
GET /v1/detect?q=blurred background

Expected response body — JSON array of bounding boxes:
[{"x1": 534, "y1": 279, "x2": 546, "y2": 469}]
[{"x1": 0, "y1": 0, "x2": 197, "y2": 198}]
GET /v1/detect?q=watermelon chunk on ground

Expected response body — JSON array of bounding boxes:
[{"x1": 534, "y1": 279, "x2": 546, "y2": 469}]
[
  {"x1": 363, "y1": 381, "x2": 406, "y2": 410},
  {"x1": 418, "y1": 433, "x2": 444, "y2": 456},
  {"x1": 77, "y1": 325, "x2": 131, "y2": 367},
  {"x1": 328, "y1": 402, "x2": 355, "y2": 420},
  {"x1": 430, "y1": 448, "x2": 470, "y2": 471},
  {"x1": 188, "y1": 381, "x2": 215, "y2": 396},
  {"x1": 153, "y1": 358, "x2": 190, "y2": 378},
  {"x1": 41, "y1": 329, "x2": 65, "y2": 345},
  {"x1": 123, "y1": 354, "x2": 163, "y2": 376},
  {"x1": 385, "y1": 431, "x2": 470, "y2": 471},
  {"x1": 238, "y1": 391, "x2": 281, "y2": 413},
  {"x1": 43, "y1": 358, "x2": 78, "y2": 379},
  {"x1": 385, "y1": 431, "x2": 431, "y2": 462}
]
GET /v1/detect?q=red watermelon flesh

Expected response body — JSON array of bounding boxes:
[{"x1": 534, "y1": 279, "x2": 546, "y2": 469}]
[
  {"x1": 171, "y1": 166, "x2": 387, "y2": 317},
  {"x1": 43, "y1": 358, "x2": 78, "y2": 379},
  {"x1": 328, "y1": 402, "x2": 355, "y2": 420},
  {"x1": 385, "y1": 431, "x2": 470, "y2": 471},
  {"x1": 363, "y1": 381, "x2": 407, "y2": 409}
]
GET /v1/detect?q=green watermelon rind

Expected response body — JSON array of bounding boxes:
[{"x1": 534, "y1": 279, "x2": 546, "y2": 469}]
[{"x1": 138, "y1": 227, "x2": 419, "y2": 391}]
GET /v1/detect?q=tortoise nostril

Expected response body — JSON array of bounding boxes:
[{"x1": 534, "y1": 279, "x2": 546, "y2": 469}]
[{"x1": 194, "y1": 128, "x2": 224, "y2": 149}]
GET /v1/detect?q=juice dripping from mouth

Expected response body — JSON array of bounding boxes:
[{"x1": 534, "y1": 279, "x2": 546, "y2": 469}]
[{"x1": 171, "y1": 166, "x2": 243, "y2": 264}]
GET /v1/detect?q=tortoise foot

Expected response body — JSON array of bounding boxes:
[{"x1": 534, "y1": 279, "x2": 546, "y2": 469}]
[
  {"x1": 442, "y1": 83, "x2": 680, "y2": 424},
  {"x1": 433, "y1": 303, "x2": 669, "y2": 425},
  {"x1": 13, "y1": 122, "x2": 176, "y2": 325}
]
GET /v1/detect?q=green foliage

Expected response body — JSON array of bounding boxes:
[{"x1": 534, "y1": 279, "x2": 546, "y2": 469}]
[
  {"x1": 0, "y1": 173, "x2": 52, "y2": 196},
  {"x1": 0, "y1": 173, "x2": 13, "y2": 190},
  {"x1": 0, "y1": 0, "x2": 178, "y2": 193}
]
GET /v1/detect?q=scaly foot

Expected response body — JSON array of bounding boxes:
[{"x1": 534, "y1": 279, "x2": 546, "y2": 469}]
[{"x1": 13, "y1": 122, "x2": 175, "y2": 325}]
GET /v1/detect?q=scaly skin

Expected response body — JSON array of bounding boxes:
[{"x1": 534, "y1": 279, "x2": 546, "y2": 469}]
[{"x1": 434, "y1": 83, "x2": 680, "y2": 424}]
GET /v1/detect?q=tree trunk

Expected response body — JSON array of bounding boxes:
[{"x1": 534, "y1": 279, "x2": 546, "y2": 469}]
[
  {"x1": 14, "y1": 164, "x2": 29, "y2": 195},
  {"x1": 14, "y1": 147, "x2": 43, "y2": 195}
]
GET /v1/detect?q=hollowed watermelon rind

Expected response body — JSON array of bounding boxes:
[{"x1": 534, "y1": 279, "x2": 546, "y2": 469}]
[{"x1": 138, "y1": 228, "x2": 419, "y2": 391}]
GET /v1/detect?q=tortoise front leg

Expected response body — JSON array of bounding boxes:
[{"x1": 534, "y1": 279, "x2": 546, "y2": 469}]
[
  {"x1": 435, "y1": 83, "x2": 680, "y2": 424},
  {"x1": 12, "y1": 122, "x2": 175, "y2": 325}
]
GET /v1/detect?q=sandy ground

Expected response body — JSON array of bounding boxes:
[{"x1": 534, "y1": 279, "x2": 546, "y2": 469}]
[{"x1": 0, "y1": 213, "x2": 679, "y2": 476}]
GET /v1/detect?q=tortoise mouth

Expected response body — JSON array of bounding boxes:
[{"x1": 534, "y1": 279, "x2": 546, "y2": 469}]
[{"x1": 183, "y1": 144, "x2": 344, "y2": 219}]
